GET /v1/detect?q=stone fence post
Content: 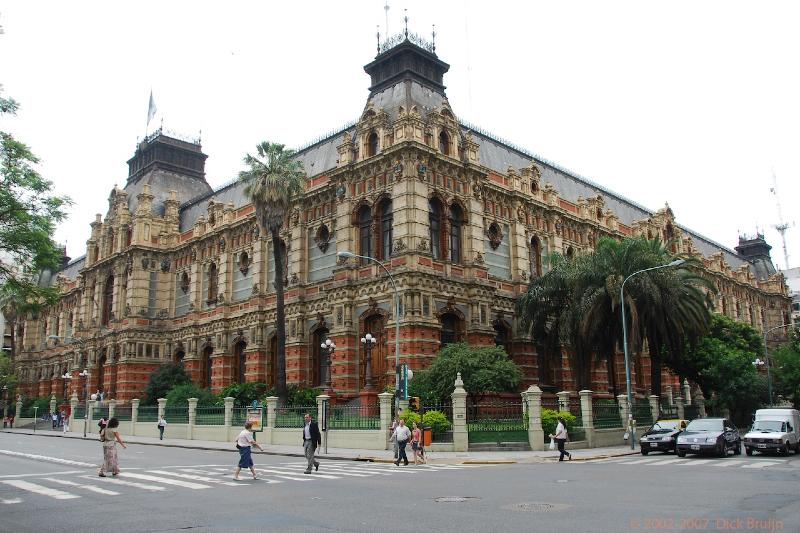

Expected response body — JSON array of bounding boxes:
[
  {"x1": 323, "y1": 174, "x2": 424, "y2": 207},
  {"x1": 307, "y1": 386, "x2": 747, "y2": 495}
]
[
  {"x1": 157, "y1": 398, "x2": 167, "y2": 420},
  {"x1": 378, "y1": 392, "x2": 393, "y2": 450},
  {"x1": 683, "y1": 379, "x2": 692, "y2": 406},
  {"x1": 579, "y1": 390, "x2": 595, "y2": 447},
  {"x1": 265, "y1": 396, "x2": 278, "y2": 429},
  {"x1": 675, "y1": 396, "x2": 684, "y2": 420},
  {"x1": 665, "y1": 385, "x2": 674, "y2": 406},
  {"x1": 49, "y1": 394, "x2": 57, "y2": 416},
  {"x1": 131, "y1": 399, "x2": 139, "y2": 436},
  {"x1": 616, "y1": 394, "x2": 630, "y2": 427},
  {"x1": 224, "y1": 396, "x2": 234, "y2": 440},
  {"x1": 15, "y1": 397, "x2": 22, "y2": 420},
  {"x1": 187, "y1": 397, "x2": 197, "y2": 440},
  {"x1": 451, "y1": 372, "x2": 468, "y2": 452},
  {"x1": 316, "y1": 394, "x2": 329, "y2": 430},
  {"x1": 523, "y1": 385, "x2": 545, "y2": 451},
  {"x1": 556, "y1": 391, "x2": 570, "y2": 413},
  {"x1": 649, "y1": 395, "x2": 660, "y2": 423},
  {"x1": 108, "y1": 399, "x2": 116, "y2": 419},
  {"x1": 88, "y1": 400, "x2": 97, "y2": 433},
  {"x1": 69, "y1": 392, "x2": 78, "y2": 430},
  {"x1": 695, "y1": 390, "x2": 707, "y2": 418}
]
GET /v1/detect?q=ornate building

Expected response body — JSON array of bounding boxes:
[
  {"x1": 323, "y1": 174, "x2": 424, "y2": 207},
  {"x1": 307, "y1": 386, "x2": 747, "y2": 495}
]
[{"x1": 13, "y1": 34, "x2": 791, "y2": 403}]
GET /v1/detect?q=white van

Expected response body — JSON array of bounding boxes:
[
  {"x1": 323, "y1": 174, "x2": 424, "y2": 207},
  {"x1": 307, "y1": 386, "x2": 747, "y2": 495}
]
[{"x1": 742, "y1": 408, "x2": 800, "y2": 456}]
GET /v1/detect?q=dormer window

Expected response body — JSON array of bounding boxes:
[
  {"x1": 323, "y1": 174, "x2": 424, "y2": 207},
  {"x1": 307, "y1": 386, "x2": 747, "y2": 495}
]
[
  {"x1": 439, "y1": 131, "x2": 450, "y2": 156},
  {"x1": 367, "y1": 132, "x2": 378, "y2": 157}
]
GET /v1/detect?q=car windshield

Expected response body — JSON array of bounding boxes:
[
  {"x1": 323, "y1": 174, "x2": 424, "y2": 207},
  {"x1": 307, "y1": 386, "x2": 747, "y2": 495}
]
[
  {"x1": 751, "y1": 420, "x2": 786, "y2": 433},
  {"x1": 651, "y1": 421, "x2": 679, "y2": 432},
  {"x1": 685, "y1": 419, "x2": 723, "y2": 432}
]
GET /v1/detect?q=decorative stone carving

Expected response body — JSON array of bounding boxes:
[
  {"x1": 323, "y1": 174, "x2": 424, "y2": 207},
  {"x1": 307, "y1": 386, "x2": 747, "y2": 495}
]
[
  {"x1": 124, "y1": 304, "x2": 131, "y2": 317},
  {"x1": 417, "y1": 162, "x2": 427, "y2": 179},
  {"x1": 219, "y1": 237, "x2": 226, "y2": 253},
  {"x1": 157, "y1": 309, "x2": 169, "y2": 319},
  {"x1": 160, "y1": 258, "x2": 170, "y2": 273},
  {"x1": 487, "y1": 223, "x2": 503, "y2": 250},
  {"x1": 251, "y1": 282, "x2": 259, "y2": 295},
  {"x1": 180, "y1": 272, "x2": 190, "y2": 294},
  {"x1": 290, "y1": 272, "x2": 299, "y2": 285},
  {"x1": 141, "y1": 257, "x2": 150, "y2": 269},
  {"x1": 314, "y1": 225, "x2": 331, "y2": 253},
  {"x1": 190, "y1": 248, "x2": 197, "y2": 261},
  {"x1": 238, "y1": 252, "x2": 250, "y2": 275},
  {"x1": 474, "y1": 252, "x2": 484, "y2": 264},
  {"x1": 394, "y1": 161, "x2": 404, "y2": 179},
  {"x1": 417, "y1": 238, "x2": 429, "y2": 252},
  {"x1": 393, "y1": 238, "x2": 407, "y2": 254},
  {"x1": 336, "y1": 183, "x2": 346, "y2": 199},
  {"x1": 290, "y1": 208, "x2": 300, "y2": 227},
  {"x1": 336, "y1": 306, "x2": 343, "y2": 325}
]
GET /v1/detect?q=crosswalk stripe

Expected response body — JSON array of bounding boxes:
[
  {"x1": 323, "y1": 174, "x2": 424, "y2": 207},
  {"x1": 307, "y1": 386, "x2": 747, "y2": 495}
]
[
  {"x1": 0, "y1": 449, "x2": 96, "y2": 468},
  {"x1": 677, "y1": 459, "x2": 712, "y2": 465},
  {"x1": 623, "y1": 458, "x2": 665, "y2": 465},
  {"x1": 0, "y1": 471, "x2": 84, "y2": 479},
  {"x1": 1, "y1": 498, "x2": 22, "y2": 504},
  {"x1": 742, "y1": 462, "x2": 781, "y2": 469},
  {"x1": 81, "y1": 475, "x2": 167, "y2": 491},
  {"x1": 118, "y1": 473, "x2": 210, "y2": 489},
  {"x1": 709, "y1": 460, "x2": 744, "y2": 467},
  {"x1": 43, "y1": 478, "x2": 120, "y2": 496},
  {"x1": 146, "y1": 470, "x2": 241, "y2": 487},
  {"x1": 254, "y1": 469, "x2": 315, "y2": 481},
  {"x1": 1, "y1": 479, "x2": 80, "y2": 500},
  {"x1": 177, "y1": 469, "x2": 283, "y2": 484},
  {"x1": 645, "y1": 459, "x2": 688, "y2": 466},
  {"x1": 259, "y1": 467, "x2": 340, "y2": 480}
]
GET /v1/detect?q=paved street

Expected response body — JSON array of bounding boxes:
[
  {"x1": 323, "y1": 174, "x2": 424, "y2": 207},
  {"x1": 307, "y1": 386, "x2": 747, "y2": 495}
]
[{"x1": 1, "y1": 432, "x2": 799, "y2": 533}]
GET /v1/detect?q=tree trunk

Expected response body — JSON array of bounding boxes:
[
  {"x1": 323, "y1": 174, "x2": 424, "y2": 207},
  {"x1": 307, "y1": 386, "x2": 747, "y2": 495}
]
[
  {"x1": 272, "y1": 227, "x2": 288, "y2": 405},
  {"x1": 606, "y1": 351, "x2": 618, "y2": 399},
  {"x1": 649, "y1": 333, "x2": 662, "y2": 398}
]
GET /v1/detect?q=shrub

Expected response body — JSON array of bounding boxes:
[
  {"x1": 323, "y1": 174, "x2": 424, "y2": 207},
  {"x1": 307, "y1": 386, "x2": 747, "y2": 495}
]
[
  {"x1": 422, "y1": 410, "x2": 451, "y2": 433},
  {"x1": 166, "y1": 383, "x2": 217, "y2": 407},
  {"x1": 287, "y1": 385, "x2": 318, "y2": 407},
  {"x1": 143, "y1": 363, "x2": 191, "y2": 405},
  {"x1": 398, "y1": 409, "x2": 421, "y2": 426},
  {"x1": 219, "y1": 382, "x2": 269, "y2": 406},
  {"x1": 541, "y1": 408, "x2": 576, "y2": 437}
]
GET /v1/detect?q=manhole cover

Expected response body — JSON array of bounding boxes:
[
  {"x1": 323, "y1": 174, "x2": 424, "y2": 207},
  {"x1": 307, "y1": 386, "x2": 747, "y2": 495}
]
[
  {"x1": 435, "y1": 497, "x2": 479, "y2": 503},
  {"x1": 502, "y1": 502, "x2": 572, "y2": 513}
]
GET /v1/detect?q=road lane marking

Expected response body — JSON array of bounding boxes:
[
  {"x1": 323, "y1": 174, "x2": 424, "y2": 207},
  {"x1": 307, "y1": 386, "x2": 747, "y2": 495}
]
[
  {"x1": 0, "y1": 449, "x2": 95, "y2": 467},
  {"x1": 0, "y1": 498, "x2": 22, "y2": 504},
  {"x1": 118, "y1": 473, "x2": 210, "y2": 489},
  {"x1": 44, "y1": 478, "x2": 120, "y2": 495},
  {"x1": 146, "y1": 470, "x2": 241, "y2": 486},
  {"x1": 0, "y1": 470, "x2": 84, "y2": 479},
  {"x1": 81, "y1": 475, "x2": 166, "y2": 491},
  {"x1": 1, "y1": 479, "x2": 80, "y2": 500}
]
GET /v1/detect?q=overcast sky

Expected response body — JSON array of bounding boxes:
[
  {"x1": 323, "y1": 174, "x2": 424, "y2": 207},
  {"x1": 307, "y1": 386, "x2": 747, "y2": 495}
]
[{"x1": 2, "y1": 1, "x2": 798, "y2": 270}]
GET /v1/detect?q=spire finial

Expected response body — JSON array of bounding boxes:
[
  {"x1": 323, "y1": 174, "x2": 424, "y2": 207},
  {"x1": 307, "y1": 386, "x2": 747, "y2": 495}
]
[
  {"x1": 376, "y1": 25, "x2": 380, "y2": 53},
  {"x1": 432, "y1": 24, "x2": 436, "y2": 52},
  {"x1": 404, "y1": 9, "x2": 408, "y2": 37}
]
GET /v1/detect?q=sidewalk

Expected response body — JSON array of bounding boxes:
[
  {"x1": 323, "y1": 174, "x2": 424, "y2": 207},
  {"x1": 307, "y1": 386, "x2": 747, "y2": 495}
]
[{"x1": 0, "y1": 428, "x2": 638, "y2": 464}]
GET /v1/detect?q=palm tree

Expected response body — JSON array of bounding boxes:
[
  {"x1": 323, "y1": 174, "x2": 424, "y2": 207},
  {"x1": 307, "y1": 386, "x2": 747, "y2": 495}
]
[{"x1": 238, "y1": 142, "x2": 306, "y2": 404}]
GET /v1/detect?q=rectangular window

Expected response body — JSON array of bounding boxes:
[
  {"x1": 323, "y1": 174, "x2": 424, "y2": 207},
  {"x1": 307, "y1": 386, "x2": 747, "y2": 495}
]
[{"x1": 148, "y1": 271, "x2": 158, "y2": 318}]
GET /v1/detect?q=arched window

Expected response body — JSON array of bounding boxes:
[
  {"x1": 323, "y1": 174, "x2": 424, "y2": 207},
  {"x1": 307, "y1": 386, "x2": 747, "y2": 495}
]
[
  {"x1": 429, "y1": 199, "x2": 443, "y2": 260},
  {"x1": 102, "y1": 276, "x2": 114, "y2": 326},
  {"x1": 378, "y1": 200, "x2": 393, "y2": 260},
  {"x1": 174, "y1": 349, "x2": 185, "y2": 364},
  {"x1": 311, "y1": 328, "x2": 328, "y2": 387},
  {"x1": 439, "y1": 130, "x2": 450, "y2": 155},
  {"x1": 202, "y1": 345, "x2": 213, "y2": 388},
  {"x1": 440, "y1": 313, "x2": 462, "y2": 346},
  {"x1": 565, "y1": 246, "x2": 574, "y2": 260},
  {"x1": 234, "y1": 341, "x2": 247, "y2": 384},
  {"x1": 363, "y1": 315, "x2": 387, "y2": 389},
  {"x1": 93, "y1": 245, "x2": 99, "y2": 264},
  {"x1": 449, "y1": 204, "x2": 463, "y2": 263},
  {"x1": 494, "y1": 321, "x2": 511, "y2": 355},
  {"x1": 125, "y1": 227, "x2": 132, "y2": 248},
  {"x1": 207, "y1": 263, "x2": 218, "y2": 302},
  {"x1": 367, "y1": 131, "x2": 378, "y2": 157},
  {"x1": 97, "y1": 351, "x2": 106, "y2": 395},
  {"x1": 107, "y1": 230, "x2": 115, "y2": 256},
  {"x1": 358, "y1": 205, "x2": 372, "y2": 264},
  {"x1": 530, "y1": 236, "x2": 542, "y2": 277}
]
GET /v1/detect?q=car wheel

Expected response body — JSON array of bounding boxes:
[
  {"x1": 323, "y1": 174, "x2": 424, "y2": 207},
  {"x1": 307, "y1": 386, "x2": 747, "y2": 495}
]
[
  {"x1": 733, "y1": 441, "x2": 741, "y2": 455},
  {"x1": 717, "y1": 441, "x2": 726, "y2": 458},
  {"x1": 781, "y1": 443, "x2": 789, "y2": 456},
  {"x1": 641, "y1": 449, "x2": 649, "y2": 456},
  {"x1": 677, "y1": 449, "x2": 686, "y2": 458},
  {"x1": 745, "y1": 447, "x2": 753, "y2": 456}
]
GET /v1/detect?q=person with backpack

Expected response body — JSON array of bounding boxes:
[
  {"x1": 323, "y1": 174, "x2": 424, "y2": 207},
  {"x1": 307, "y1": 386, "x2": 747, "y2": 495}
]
[{"x1": 98, "y1": 418, "x2": 127, "y2": 477}]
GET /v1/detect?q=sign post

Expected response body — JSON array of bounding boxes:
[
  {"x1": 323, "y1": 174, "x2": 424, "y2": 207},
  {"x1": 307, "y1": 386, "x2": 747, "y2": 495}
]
[
  {"x1": 247, "y1": 400, "x2": 263, "y2": 442},
  {"x1": 321, "y1": 398, "x2": 329, "y2": 454}
]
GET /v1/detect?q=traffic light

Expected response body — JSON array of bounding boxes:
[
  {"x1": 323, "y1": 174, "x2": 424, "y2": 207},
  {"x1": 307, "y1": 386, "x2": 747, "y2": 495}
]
[{"x1": 409, "y1": 396, "x2": 420, "y2": 412}]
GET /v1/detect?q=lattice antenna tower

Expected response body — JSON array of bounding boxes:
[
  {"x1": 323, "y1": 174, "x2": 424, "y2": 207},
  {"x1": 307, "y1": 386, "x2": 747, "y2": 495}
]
[{"x1": 770, "y1": 170, "x2": 793, "y2": 270}]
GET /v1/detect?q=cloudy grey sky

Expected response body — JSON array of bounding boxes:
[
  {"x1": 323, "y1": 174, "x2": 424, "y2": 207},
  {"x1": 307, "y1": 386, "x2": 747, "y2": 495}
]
[{"x1": 2, "y1": 1, "x2": 798, "y2": 269}]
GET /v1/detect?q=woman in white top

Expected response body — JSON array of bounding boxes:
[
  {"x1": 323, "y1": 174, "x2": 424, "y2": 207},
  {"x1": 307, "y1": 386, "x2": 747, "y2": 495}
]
[
  {"x1": 234, "y1": 421, "x2": 263, "y2": 480},
  {"x1": 550, "y1": 416, "x2": 572, "y2": 461}
]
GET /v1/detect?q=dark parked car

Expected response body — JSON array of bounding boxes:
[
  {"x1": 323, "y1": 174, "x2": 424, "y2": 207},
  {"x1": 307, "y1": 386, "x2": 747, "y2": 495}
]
[
  {"x1": 639, "y1": 419, "x2": 688, "y2": 455},
  {"x1": 676, "y1": 418, "x2": 741, "y2": 457}
]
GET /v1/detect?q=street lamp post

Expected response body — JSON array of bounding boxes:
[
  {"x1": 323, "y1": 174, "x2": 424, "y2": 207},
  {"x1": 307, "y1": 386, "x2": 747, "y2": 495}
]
[
  {"x1": 337, "y1": 251, "x2": 401, "y2": 411},
  {"x1": 61, "y1": 372, "x2": 72, "y2": 401},
  {"x1": 320, "y1": 338, "x2": 336, "y2": 392},
  {"x1": 620, "y1": 258, "x2": 685, "y2": 450},
  {"x1": 361, "y1": 332, "x2": 378, "y2": 390},
  {"x1": 79, "y1": 369, "x2": 90, "y2": 438},
  {"x1": 762, "y1": 323, "x2": 794, "y2": 406}
]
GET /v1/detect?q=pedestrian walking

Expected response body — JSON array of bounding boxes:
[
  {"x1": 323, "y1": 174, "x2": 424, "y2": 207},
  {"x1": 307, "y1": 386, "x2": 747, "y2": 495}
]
[
  {"x1": 98, "y1": 418, "x2": 127, "y2": 477},
  {"x1": 389, "y1": 417, "x2": 399, "y2": 460},
  {"x1": 411, "y1": 421, "x2": 425, "y2": 465},
  {"x1": 302, "y1": 413, "x2": 321, "y2": 474},
  {"x1": 233, "y1": 421, "x2": 263, "y2": 480},
  {"x1": 63, "y1": 413, "x2": 70, "y2": 433},
  {"x1": 157, "y1": 415, "x2": 167, "y2": 440},
  {"x1": 550, "y1": 416, "x2": 572, "y2": 462},
  {"x1": 8, "y1": 414, "x2": 14, "y2": 428},
  {"x1": 51, "y1": 412, "x2": 58, "y2": 429},
  {"x1": 98, "y1": 417, "x2": 108, "y2": 432},
  {"x1": 392, "y1": 419, "x2": 411, "y2": 466}
]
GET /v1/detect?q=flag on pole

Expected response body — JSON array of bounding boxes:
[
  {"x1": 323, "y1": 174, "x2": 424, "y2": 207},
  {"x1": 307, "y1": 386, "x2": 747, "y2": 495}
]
[{"x1": 147, "y1": 90, "x2": 157, "y2": 126}]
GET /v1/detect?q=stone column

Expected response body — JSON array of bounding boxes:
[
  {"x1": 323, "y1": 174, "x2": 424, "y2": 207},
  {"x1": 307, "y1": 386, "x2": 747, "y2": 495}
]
[
  {"x1": 556, "y1": 391, "x2": 570, "y2": 413},
  {"x1": 379, "y1": 391, "x2": 393, "y2": 450},
  {"x1": 49, "y1": 394, "x2": 57, "y2": 416},
  {"x1": 522, "y1": 385, "x2": 545, "y2": 451},
  {"x1": 616, "y1": 394, "x2": 630, "y2": 427},
  {"x1": 131, "y1": 398, "x2": 139, "y2": 436},
  {"x1": 450, "y1": 372, "x2": 468, "y2": 452},
  {"x1": 695, "y1": 390, "x2": 707, "y2": 418},
  {"x1": 316, "y1": 394, "x2": 330, "y2": 430},
  {"x1": 675, "y1": 395, "x2": 684, "y2": 420},
  {"x1": 108, "y1": 399, "x2": 116, "y2": 419},
  {"x1": 88, "y1": 400, "x2": 97, "y2": 433},
  {"x1": 223, "y1": 396, "x2": 234, "y2": 427},
  {"x1": 157, "y1": 398, "x2": 167, "y2": 420},
  {"x1": 69, "y1": 392, "x2": 78, "y2": 430},
  {"x1": 682, "y1": 379, "x2": 692, "y2": 406},
  {"x1": 665, "y1": 384, "x2": 674, "y2": 406},
  {"x1": 649, "y1": 395, "x2": 660, "y2": 423},
  {"x1": 579, "y1": 390, "x2": 595, "y2": 447},
  {"x1": 187, "y1": 397, "x2": 197, "y2": 440},
  {"x1": 15, "y1": 397, "x2": 22, "y2": 419},
  {"x1": 265, "y1": 396, "x2": 278, "y2": 429}
]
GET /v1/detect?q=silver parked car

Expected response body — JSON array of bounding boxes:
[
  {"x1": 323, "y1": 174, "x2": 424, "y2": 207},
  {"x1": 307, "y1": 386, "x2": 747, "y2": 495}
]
[{"x1": 676, "y1": 418, "x2": 741, "y2": 458}]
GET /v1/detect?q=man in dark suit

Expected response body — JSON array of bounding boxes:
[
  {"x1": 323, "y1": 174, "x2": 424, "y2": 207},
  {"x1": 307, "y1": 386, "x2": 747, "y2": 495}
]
[{"x1": 302, "y1": 413, "x2": 321, "y2": 474}]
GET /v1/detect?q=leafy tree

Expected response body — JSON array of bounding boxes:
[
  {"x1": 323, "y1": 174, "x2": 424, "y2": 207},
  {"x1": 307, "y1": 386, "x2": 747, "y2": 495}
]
[
  {"x1": 165, "y1": 383, "x2": 217, "y2": 407},
  {"x1": 143, "y1": 363, "x2": 191, "y2": 405},
  {"x1": 411, "y1": 343, "x2": 522, "y2": 405},
  {"x1": 0, "y1": 353, "x2": 17, "y2": 391},
  {"x1": 0, "y1": 86, "x2": 72, "y2": 328},
  {"x1": 541, "y1": 408, "x2": 577, "y2": 438},
  {"x1": 219, "y1": 382, "x2": 268, "y2": 406},
  {"x1": 238, "y1": 142, "x2": 306, "y2": 405},
  {"x1": 771, "y1": 327, "x2": 800, "y2": 408}
]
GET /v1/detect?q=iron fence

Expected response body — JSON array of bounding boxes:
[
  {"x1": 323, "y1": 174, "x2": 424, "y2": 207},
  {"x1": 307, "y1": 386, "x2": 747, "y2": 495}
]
[
  {"x1": 467, "y1": 401, "x2": 527, "y2": 443},
  {"x1": 420, "y1": 402, "x2": 453, "y2": 442},
  {"x1": 73, "y1": 405, "x2": 86, "y2": 419},
  {"x1": 164, "y1": 406, "x2": 189, "y2": 424},
  {"x1": 115, "y1": 406, "x2": 132, "y2": 421},
  {"x1": 195, "y1": 406, "x2": 225, "y2": 425},
  {"x1": 684, "y1": 405, "x2": 700, "y2": 420},
  {"x1": 231, "y1": 407, "x2": 249, "y2": 427},
  {"x1": 138, "y1": 406, "x2": 158, "y2": 422},
  {"x1": 632, "y1": 401, "x2": 653, "y2": 427},
  {"x1": 593, "y1": 400, "x2": 623, "y2": 429},
  {"x1": 540, "y1": 396, "x2": 559, "y2": 411},
  {"x1": 328, "y1": 404, "x2": 380, "y2": 430},
  {"x1": 275, "y1": 405, "x2": 314, "y2": 428},
  {"x1": 659, "y1": 402, "x2": 678, "y2": 419}
]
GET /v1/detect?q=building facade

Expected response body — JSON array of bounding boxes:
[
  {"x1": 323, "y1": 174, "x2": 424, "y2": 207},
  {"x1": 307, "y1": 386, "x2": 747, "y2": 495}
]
[{"x1": 13, "y1": 35, "x2": 792, "y2": 404}]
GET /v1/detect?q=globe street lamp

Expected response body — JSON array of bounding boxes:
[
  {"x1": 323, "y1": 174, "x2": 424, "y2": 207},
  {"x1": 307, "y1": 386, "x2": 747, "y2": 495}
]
[
  {"x1": 79, "y1": 369, "x2": 90, "y2": 438},
  {"x1": 361, "y1": 332, "x2": 378, "y2": 391},
  {"x1": 61, "y1": 372, "x2": 72, "y2": 401},
  {"x1": 763, "y1": 323, "x2": 793, "y2": 406},
  {"x1": 320, "y1": 338, "x2": 336, "y2": 392},
  {"x1": 337, "y1": 251, "x2": 401, "y2": 410},
  {"x1": 620, "y1": 258, "x2": 685, "y2": 449}
]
